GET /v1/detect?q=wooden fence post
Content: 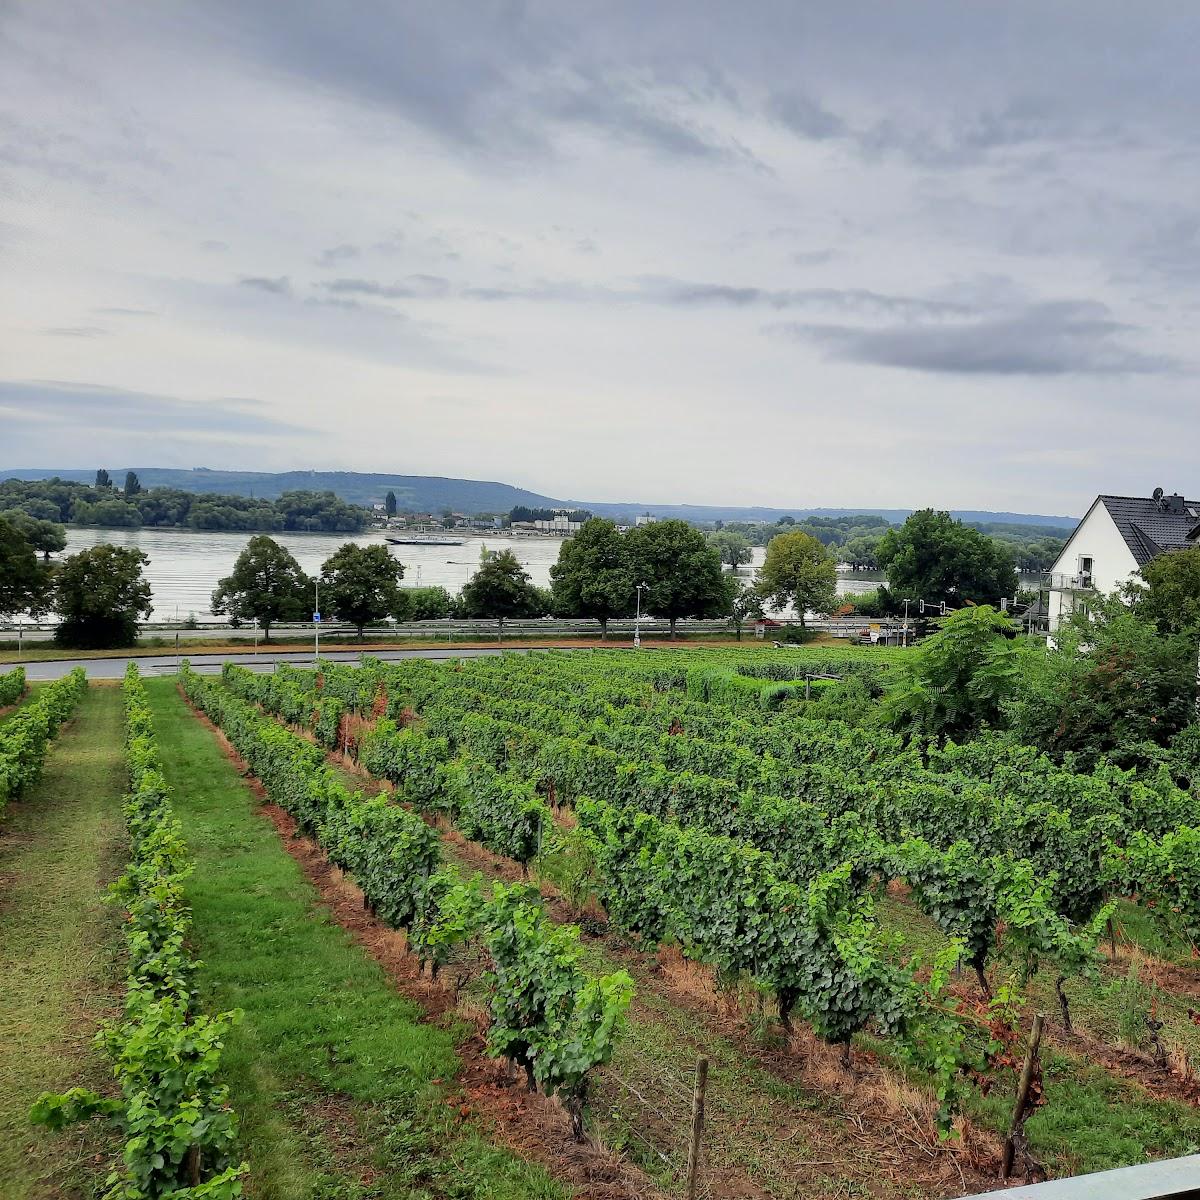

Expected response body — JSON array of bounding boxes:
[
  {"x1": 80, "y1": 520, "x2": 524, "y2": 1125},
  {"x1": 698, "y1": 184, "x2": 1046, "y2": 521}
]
[
  {"x1": 685, "y1": 1056, "x2": 709, "y2": 1200},
  {"x1": 1001, "y1": 1013, "x2": 1045, "y2": 1181}
]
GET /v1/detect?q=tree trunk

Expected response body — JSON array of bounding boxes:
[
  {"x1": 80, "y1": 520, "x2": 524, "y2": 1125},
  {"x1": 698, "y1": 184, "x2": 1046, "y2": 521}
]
[
  {"x1": 262, "y1": 620, "x2": 271, "y2": 643},
  {"x1": 357, "y1": 624, "x2": 365, "y2": 642},
  {"x1": 670, "y1": 616, "x2": 677, "y2": 640},
  {"x1": 600, "y1": 617, "x2": 608, "y2": 641},
  {"x1": 1054, "y1": 974, "x2": 1072, "y2": 1033},
  {"x1": 974, "y1": 959, "x2": 992, "y2": 1001},
  {"x1": 498, "y1": 616, "x2": 505, "y2": 641}
]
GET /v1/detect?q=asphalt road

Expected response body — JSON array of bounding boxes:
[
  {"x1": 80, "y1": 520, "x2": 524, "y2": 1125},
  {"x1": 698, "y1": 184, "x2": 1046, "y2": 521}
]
[{"x1": 18, "y1": 646, "x2": 516, "y2": 681}]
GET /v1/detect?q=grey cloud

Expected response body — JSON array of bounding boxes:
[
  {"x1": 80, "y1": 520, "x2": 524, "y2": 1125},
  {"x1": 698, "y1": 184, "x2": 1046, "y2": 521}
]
[
  {"x1": 42, "y1": 326, "x2": 108, "y2": 337},
  {"x1": 767, "y1": 90, "x2": 845, "y2": 140},
  {"x1": 201, "y1": 239, "x2": 228, "y2": 252},
  {"x1": 0, "y1": 380, "x2": 318, "y2": 438},
  {"x1": 93, "y1": 307, "x2": 157, "y2": 317},
  {"x1": 316, "y1": 242, "x2": 361, "y2": 267},
  {"x1": 323, "y1": 275, "x2": 451, "y2": 300},
  {"x1": 775, "y1": 301, "x2": 1175, "y2": 376},
  {"x1": 238, "y1": 275, "x2": 291, "y2": 295}
]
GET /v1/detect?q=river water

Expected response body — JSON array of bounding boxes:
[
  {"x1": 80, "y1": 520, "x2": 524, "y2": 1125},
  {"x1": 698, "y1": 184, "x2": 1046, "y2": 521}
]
[{"x1": 60, "y1": 527, "x2": 888, "y2": 622}]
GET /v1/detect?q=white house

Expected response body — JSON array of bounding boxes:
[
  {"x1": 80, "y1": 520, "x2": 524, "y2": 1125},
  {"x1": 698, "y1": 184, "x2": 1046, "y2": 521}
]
[{"x1": 1046, "y1": 488, "x2": 1200, "y2": 630}]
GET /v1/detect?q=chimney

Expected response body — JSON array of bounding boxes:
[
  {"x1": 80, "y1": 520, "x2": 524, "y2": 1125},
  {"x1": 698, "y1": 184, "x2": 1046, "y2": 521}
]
[{"x1": 1167, "y1": 492, "x2": 1186, "y2": 515}]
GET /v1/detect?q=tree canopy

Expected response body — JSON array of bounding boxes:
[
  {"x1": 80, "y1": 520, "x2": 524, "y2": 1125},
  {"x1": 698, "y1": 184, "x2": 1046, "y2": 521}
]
[
  {"x1": 319, "y1": 543, "x2": 405, "y2": 639},
  {"x1": 549, "y1": 518, "x2": 635, "y2": 637},
  {"x1": 706, "y1": 529, "x2": 754, "y2": 568},
  {"x1": 1128, "y1": 546, "x2": 1200, "y2": 635},
  {"x1": 210, "y1": 535, "x2": 312, "y2": 640},
  {"x1": 385, "y1": 490, "x2": 398, "y2": 517},
  {"x1": 0, "y1": 516, "x2": 51, "y2": 617},
  {"x1": 624, "y1": 519, "x2": 732, "y2": 638},
  {"x1": 876, "y1": 509, "x2": 1018, "y2": 606},
  {"x1": 460, "y1": 549, "x2": 546, "y2": 632},
  {"x1": 393, "y1": 585, "x2": 455, "y2": 622},
  {"x1": 52, "y1": 544, "x2": 152, "y2": 648},
  {"x1": 755, "y1": 530, "x2": 838, "y2": 625}
]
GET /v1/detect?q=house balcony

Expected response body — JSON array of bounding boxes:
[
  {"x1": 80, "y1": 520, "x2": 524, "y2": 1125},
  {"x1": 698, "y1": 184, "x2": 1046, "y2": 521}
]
[{"x1": 1044, "y1": 572, "x2": 1094, "y2": 591}]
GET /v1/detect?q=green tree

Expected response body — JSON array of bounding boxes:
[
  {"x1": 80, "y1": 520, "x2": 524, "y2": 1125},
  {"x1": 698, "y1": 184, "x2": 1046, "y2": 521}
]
[
  {"x1": 1129, "y1": 547, "x2": 1200, "y2": 634},
  {"x1": 625, "y1": 519, "x2": 733, "y2": 639},
  {"x1": 210, "y1": 535, "x2": 311, "y2": 641},
  {"x1": 320, "y1": 543, "x2": 404, "y2": 640},
  {"x1": 95, "y1": 468, "x2": 112, "y2": 489},
  {"x1": 706, "y1": 530, "x2": 753, "y2": 569},
  {"x1": 883, "y1": 605, "x2": 1025, "y2": 742},
  {"x1": 123, "y1": 470, "x2": 142, "y2": 498},
  {"x1": 731, "y1": 581, "x2": 765, "y2": 640},
  {"x1": 2, "y1": 512, "x2": 66, "y2": 560},
  {"x1": 842, "y1": 532, "x2": 883, "y2": 570},
  {"x1": 0, "y1": 516, "x2": 51, "y2": 616},
  {"x1": 756, "y1": 530, "x2": 838, "y2": 626},
  {"x1": 385, "y1": 490, "x2": 398, "y2": 518},
  {"x1": 393, "y1": 585, "x2": 455, "y2": 622},
  {"x1": 877, "y1": 509, "x2": 1017, "y2": 606},
  {"x1": 1006, "y1": 596, "x2": 1196, "y2": 769},
  {"x1": 460, "y1": 549, "x2": 545, "y2": 636},
  {"x1": 549, "y1": 518, "x2": 635, "y2": 639},
  {"x1": 52, "y1": 545, "x2": 152, "y2": 648}
]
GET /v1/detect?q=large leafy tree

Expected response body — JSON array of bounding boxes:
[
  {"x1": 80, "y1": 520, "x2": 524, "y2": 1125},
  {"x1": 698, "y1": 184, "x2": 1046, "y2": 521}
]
[
  {"x1": 1129, "y1": 546, "x2": 1200, "y2": 634},
  {"x1": 756, "y1": 530, "x2": 838, "y2": 625},
  {"x1": 393, "y1": 585, "x2": 455, "y2": 622},
  {"x1": 210, "y1": 535, "x2": 311, "y2": 641},
  {"x1": 0, "y1": 516, "x2": 51, "y2": 617},
  {"x1": 385, "y1": 490, "x2": 398, "y2": 517},
  {"x1": 1006, "y1": 596, "x2": 1196, "y2": 769},
  {"x1": 883, "y1": 605, "x2": 1026, "y2": 742},
  {"x1": 320, "y1": 543, "x2": 404, "y2": 640},
  {"x1": 460, "y1": 549, "x2": 546, "y2": 635},
  {"x1": 624, "y1": 519, "x2": 733, "y2": 639},
  {"x1": 123, "y1": 470, "x2": 142, "y2": 498},
  {"x1": 53, "y1": 545, "x2": 152, "y2": 648},
  {"x1": 876, "y1": 509, "x2": 1017, "y2": 606},
  {"x1": 2, "y1": 512, "x2": 66, "y2": 560},
  {"x1": 549, "y1": 518, "x2": 635, "y2": 639},
  {"x1": 706, "y1": 530, "x2": 753, "y2": 569}
]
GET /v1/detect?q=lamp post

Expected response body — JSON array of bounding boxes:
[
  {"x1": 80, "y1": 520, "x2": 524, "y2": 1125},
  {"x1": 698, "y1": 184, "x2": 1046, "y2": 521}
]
[
  {"x1": 634, "y1": 582, "x2": 649, "y2": 648},
  {"x1": 314, "y1": 577, "x2": 320, "y2": 664}
]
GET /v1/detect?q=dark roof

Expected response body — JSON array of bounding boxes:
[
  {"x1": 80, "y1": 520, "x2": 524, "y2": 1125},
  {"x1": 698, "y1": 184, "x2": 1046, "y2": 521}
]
[{"x1": 1099, "y1": 495, "x2": 1200, "y2": 566}]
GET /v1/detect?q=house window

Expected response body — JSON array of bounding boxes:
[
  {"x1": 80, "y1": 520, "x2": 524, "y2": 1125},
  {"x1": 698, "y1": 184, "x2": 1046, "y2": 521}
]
[{"x1": 1078, "y1": 555, "x2": 1093, "y2": 587}]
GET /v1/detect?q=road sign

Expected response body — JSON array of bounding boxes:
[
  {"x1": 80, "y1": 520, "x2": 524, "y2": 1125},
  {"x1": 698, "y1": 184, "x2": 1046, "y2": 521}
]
[{"x1": 313, "y1": 612, "x2": 321, "y2": 623}]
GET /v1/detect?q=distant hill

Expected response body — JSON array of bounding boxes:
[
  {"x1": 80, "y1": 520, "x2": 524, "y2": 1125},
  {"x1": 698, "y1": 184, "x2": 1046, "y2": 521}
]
[{"x1": 0, "y1": 467, "x2": 1079, "y2": 532}]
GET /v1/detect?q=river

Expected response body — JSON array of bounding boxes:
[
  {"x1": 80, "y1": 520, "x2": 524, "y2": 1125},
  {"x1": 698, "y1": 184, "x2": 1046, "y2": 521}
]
[{"x1": 60, "y1": 526, "x2": 892, "y2": 622}]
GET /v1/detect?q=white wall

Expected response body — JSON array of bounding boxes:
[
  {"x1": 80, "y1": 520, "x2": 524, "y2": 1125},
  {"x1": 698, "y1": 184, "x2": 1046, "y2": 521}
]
[{"x1": 1047, "y1": 500, "x2": 1139, "y2": 629}]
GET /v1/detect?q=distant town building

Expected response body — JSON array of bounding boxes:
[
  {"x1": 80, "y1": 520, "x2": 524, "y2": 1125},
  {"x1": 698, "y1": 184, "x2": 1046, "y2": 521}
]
[
  {"x1": 635, "y1": 513, "x2": 658, "y2": 526},
  {"x1": 1045, "y1": 487, "x2": 1200, "y2": 630}
]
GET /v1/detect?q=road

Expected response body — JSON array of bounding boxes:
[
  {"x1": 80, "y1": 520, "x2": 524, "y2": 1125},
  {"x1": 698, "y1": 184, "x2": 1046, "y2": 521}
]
[{"x1": 19, "y1": 646, "x2": 517, "y2": 681}]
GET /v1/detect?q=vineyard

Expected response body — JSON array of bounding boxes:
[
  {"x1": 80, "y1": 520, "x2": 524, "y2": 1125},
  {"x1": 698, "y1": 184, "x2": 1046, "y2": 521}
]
[{"x1": 7, "y1": 645, "x2": 1200, "y2": 1197}]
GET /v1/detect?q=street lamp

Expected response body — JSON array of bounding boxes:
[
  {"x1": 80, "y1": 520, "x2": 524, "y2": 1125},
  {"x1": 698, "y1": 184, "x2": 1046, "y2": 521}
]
[
  {"x1": 634, "y1": 582, "x2": 649, "y2": 648},
  {"x1": 314, "y1": 577, "x2": 321, "y2": 663}
]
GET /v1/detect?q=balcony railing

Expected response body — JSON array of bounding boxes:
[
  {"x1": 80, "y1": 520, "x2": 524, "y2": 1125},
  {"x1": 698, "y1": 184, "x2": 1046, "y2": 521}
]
[{"x1": 1044, "y1": 572, "x2": 1094, "y2": 591}]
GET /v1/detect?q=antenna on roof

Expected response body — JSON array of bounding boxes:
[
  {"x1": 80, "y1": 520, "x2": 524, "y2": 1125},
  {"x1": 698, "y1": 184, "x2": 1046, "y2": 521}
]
[{"x1": 1153, "y1": 486, "x2": 1165, "y2": 501}]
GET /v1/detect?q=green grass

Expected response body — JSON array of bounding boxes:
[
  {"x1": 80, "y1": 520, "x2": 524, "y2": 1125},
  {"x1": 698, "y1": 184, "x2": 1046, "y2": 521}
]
[
  {"x1": 0, "y1": 684, "x2": 127, "y2": 1200},
  {"x1": 143, "y1": 677, "x2": 565, "y2": 1200}
]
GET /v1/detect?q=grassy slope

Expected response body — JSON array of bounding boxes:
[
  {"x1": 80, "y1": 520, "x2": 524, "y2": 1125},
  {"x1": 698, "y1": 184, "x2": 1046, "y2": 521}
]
[
  {"x1": 143, "y1": 677, "x2": 564, "y2": 1200},
  {"x1": 0, "y1": 684, "x2": 126, "y2": 1199}
]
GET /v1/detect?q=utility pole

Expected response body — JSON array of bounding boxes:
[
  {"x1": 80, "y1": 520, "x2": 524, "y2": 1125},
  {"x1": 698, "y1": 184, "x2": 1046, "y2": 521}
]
[
  {"x1": 314, "y1": 577, "x2": 320, "y2": 663},
  {"x1": 634, "y1": 582, "x2": 648, "y2": 648}
]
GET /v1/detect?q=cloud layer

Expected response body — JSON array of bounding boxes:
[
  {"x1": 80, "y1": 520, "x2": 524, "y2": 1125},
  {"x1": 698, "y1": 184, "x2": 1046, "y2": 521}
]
[{"x1": 1, "y1": 1, "x2": 1197, "y2": 512}]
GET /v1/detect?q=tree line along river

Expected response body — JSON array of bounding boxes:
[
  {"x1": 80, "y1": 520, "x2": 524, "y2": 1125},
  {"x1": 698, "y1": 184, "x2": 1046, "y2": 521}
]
[{"x1": 56, "y1": 526, "x2": 898, "y2": 624}]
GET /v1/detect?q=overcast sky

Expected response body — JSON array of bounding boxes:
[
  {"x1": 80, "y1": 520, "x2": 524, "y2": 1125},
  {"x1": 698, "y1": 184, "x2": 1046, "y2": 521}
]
[{"x1": 3, "y1": 2, "x2": 1199, "y2": 515}]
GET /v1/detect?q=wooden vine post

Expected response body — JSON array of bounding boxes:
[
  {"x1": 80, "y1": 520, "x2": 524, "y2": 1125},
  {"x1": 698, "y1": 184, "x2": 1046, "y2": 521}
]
[
  {"x1": 685, "y1": 1056, "x2": 709, "y2": 1200},
  {"x1": 1001, "y1": 1013, "x2": 1045, "y2": 1182}
]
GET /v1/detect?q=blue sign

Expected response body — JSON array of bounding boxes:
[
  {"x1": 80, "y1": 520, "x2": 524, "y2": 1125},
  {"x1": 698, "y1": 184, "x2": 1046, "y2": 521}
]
[{"x1": 313, "y1": 612, "x2": 321, "y2": 623}]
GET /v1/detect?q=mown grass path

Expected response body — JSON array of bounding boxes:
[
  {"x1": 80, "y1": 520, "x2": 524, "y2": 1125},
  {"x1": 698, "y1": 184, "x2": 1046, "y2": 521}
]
[
  {"x1": 144, "y1": 678, "x2": 565, "y2": 1200},
  {"x1": 0, "y1": 683, "x2": 126, "y2": 1199}
]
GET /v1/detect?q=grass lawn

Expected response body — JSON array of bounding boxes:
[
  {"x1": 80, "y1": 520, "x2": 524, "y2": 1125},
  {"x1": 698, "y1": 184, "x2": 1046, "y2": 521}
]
[
  {"x1": 0, "y1": 683, "x2": 126, "y2": 1199},
  {"x1": 143, "y1": 677, "x2": 565, "y2": 1200}
]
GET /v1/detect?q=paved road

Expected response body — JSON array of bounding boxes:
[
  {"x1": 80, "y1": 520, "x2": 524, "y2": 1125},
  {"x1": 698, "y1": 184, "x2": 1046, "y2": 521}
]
[{"x1": 19, "y1": 646, "x2": 517, "y2": 681}]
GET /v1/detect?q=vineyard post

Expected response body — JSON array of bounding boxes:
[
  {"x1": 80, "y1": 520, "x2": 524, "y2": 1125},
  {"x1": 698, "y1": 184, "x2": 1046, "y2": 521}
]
[
  {"x1": 685, "y1": 1055, "x2": 709, "y2": 1200},
  {"x1": 1001, "y1": 1012, "x2": 1045, "y2": 1181}
]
